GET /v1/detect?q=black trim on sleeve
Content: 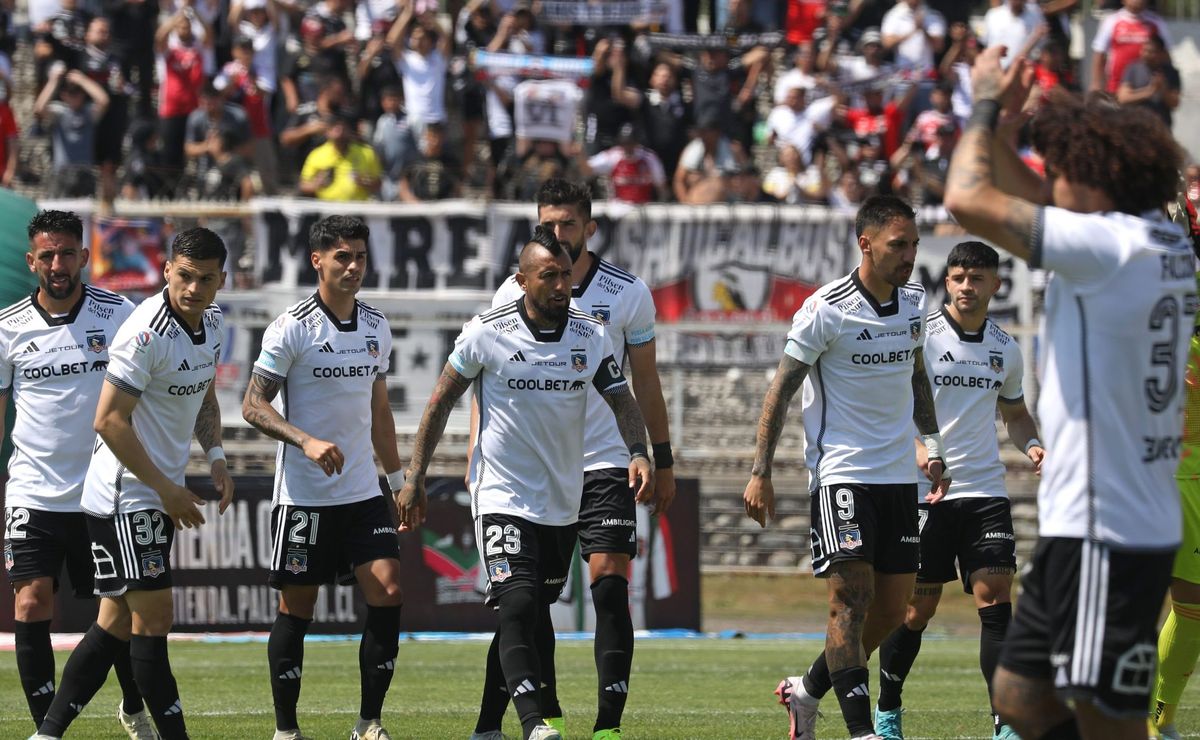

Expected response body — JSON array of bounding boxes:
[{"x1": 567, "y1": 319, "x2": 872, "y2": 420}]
[
  {"x1": 105, "y1": 373, "x2": 143, "y2": 398},
  {"x1": 998, "y1": 394, "x2": 1025, "y2": 405},
  {"x1": 1029, "y1": 207, "x2": 1046, "y2": 269},
  {"x1": 251, "y1": 367, "x2": 286, "y2": 384}
]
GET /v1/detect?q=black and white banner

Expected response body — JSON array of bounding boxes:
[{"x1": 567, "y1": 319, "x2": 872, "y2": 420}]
[{"x1": 539, "y1": 0, "x2": 668, "y2": 26}]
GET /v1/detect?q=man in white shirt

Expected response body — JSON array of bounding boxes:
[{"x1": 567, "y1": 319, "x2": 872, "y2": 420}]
[
  {"x1": 881, "y1": 0, "x2": 946, "y2": 74},
  {"x1": 945, "y1": 44, "x2": 1194, "y2": 740},
  {"x1": 387, "y1": 1, "x2": 448, "y2": 136},
  {"x1": 982, "y1": 0, "x2": 1045, "y2": 67}
]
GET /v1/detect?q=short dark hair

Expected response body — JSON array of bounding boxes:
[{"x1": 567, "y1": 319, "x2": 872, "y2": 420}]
[
  {"x1": 855, "y1": 195, "x2": 916, "y2": 238},
  {"x1": 309, "y1": 215, "x2": 370, "y2": 252},
  {"x1": 536, "y1": 178, "x2": 592, "y2": 222},
  {"x1": 1031, "y1": 95, "x2": 1182, "y2": 216},
  {"x1": 171, "y1": 227, "x2": 228, "y2": 267},
  {"x1": 28, "y1": 210, "x2": 83, "y2": 242},
  {"x1": 946, "y1": 240, "x2": 999, "y2": 270}
]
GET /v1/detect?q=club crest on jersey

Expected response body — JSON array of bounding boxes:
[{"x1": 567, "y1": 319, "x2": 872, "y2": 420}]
[
  {"x1": 134, "y1": 331, "x2": 153, "y2": 352},
  {"x1": 909, "y1": 320, "x2": 922, "y2": 342},
  {"x1": 285, "y1": 551, "x2": 308, "y2": 575},
  {"x1": 4, "y1": 544, "x2": 12, "y2": 572},
  {"x1": 488, "y1": 559, "x2": 512, "y2": 583},
  {"x1": 86, "y1": 332, "x2": 107, "y2": 353},
  {"x1": 990, "y1": 353, "x2": 1004, "y2": 374},
  {"x1": 839, "y1": 529, "x2": 863, "y2": 551},
  {"x1": 366, "y1": 337, "x2": 380, "y2": 358},
  {"x1": 592, "y1": 308, "x2": 611, "y2": 324},
  {"x1": 141, "y1": 551, "x2": 165, "y2": 578},
  {"x1": 572, "y1": 353, "x2": 587, "y2": 372}
]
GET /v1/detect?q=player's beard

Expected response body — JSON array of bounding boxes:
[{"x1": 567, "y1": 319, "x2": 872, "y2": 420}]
[
  {"x1": 562, "y1": 239, "x2": 584, "y2": 264},
  {"x1": 42, "y1": 271, "x2": 78, "y2": 300},
  {"x1": 534, "y1": 294, "x2": 570, "y2": 324}
]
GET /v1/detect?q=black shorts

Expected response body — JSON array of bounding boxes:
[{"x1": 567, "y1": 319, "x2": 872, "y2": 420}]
[
  {"x1": 917, "y1": 497, "x2": 1017, "y2": 593},
  {"x1": 4, "y1": 507, "x2": 95, "y2": 598},
  {"x1": 476, "y1": 513, "x2": 576, "y2": 606},
  {"x1": 268, "y1": 496, "x2": 400, "y2": 589},
  {"x1": 577, "y1": 468, "x2": 638, "y2": 560},
  {"x1": 1000, "y1": 537, "x2": 1173, "y2": 718},
  {"x1": 809, "y1": 483, "x2": 919, "y2": 576},
  {"x1": 95, "y1": 104, "x2": 128, "y2": 165},
  {"x1": 86, "y1": 511, "x2": 176, "y2": 597}
]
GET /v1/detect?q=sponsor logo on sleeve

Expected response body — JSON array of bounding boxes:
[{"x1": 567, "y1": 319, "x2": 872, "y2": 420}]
[{"x1": 134, "y1": 331, "x2": 153, "y2": 352}]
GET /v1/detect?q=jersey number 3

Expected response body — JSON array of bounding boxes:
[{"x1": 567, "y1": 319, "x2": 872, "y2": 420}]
[
  {"x1": 484, "y1": 524, "x2": 521, "y2": 556},
  {"x1": 1147, "y1": 296, "x2": 1181, "y2": 413}
]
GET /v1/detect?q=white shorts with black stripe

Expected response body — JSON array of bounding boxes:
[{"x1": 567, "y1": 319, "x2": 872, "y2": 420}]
[
  {"x1": 999, "y1": 537, "x2": 1174, "y2": 717},
  {"x1": 85, "y1": 511, "x2": 176, "y2": 596}
]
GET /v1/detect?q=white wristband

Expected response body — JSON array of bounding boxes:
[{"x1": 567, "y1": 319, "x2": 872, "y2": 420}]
[
  {"x1": 922, "y1": 433, "x2": 945, "y2": 462},
  {"x1": 386, "y1": 469, "x2": 405, "y2": 491},
  {"x1": 206, "y1": 447, "x2": 226, "y2": 466},
  {"x1": 1024, "y1": 438, "x2": 1042, "y2": 454}
]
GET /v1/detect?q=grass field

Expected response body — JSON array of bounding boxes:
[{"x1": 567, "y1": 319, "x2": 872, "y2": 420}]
[{"x1": 2, "y1": 637, "x2": 1199, "y2": 739}]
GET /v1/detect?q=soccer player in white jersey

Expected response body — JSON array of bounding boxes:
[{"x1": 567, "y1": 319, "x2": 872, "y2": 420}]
[
  {"x1": 242, "y1": 216, "x2": 405, "y2": 740},
  {"x1": 469, "y1": 178, "x2": 675, "y2": 740},
  {"x1": 744, "y1": 194, "x2": 950, "y2": 740},
  {"x1": 32, "y1": 228, "x2": 234, "y2": 740},
  {"x1": 943, "y1": 45, "x2": 1195, "y2": 740},
  {"x1": 872, "y1": 241, "x2": 1044, "y2": 740},
  {"x1": 397, "y1": 228, "x2": 652, "y2": 740},
  {"x1": 0, "y1": 211, "x2": 153, "y2": 739}
]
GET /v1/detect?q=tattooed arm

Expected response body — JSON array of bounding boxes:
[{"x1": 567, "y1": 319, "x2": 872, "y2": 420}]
[
  {"x1": 913, "y1": 347, "x2": 951, "y2": 502},
  {"x1": 943, "y1": 45, "x2": 1041, "y2": 263},
  {"x1": 396, "y1": 362, "x2": 473, "y2": 529},
  {"x1": 242, "y1": 371, "x2": 345, "y2": 476},
  {"x1": 743, "y1": 354, "x2": 810, "y2": 527},
  {"x1": 196, "y1": 382, "x2": 234, "y2": 513},
  {"x1": 602, "y1": 386, "x2": 654, "y2": 503}
]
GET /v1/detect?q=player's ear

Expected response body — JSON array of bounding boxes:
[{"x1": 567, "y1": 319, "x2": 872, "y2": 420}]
[
  {"x1": 79, "y1": 246, "x2": 90, "y2": 270},
  {"x1": 310, "y1": 250, "x2": 321, "y2": 270},
  {"x1": 25, "y1": 249, "x2": 33, "y2": 272},
  {"x1": 585, "y1": 219, "x2": 598, "y2": 239},
  {"x1": 515, "y1": 271, "x2": 528, "y2": 291},
  {"x1": 219, "y1": 270, "x2": 228, "y2": 290},
  {"x1": 858, "y1": 233, "x2": 871, "y2": 256},
  {"x1": 163, "y1": 258, "x2": 172, "y2": 283}
]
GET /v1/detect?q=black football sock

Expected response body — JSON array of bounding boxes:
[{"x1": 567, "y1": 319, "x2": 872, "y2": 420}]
[
  {"x1": 112, "y1": 639, "x2": 145, "y2": 715},
  {"x1": 496, "y1": 587, "x2": 543, "y2": 739},
  {"x1": 38, "y1": 623, "x2": 122, "y2": 736},
  {"x1": 14, "y1": 619, "x2": 55, "y2": 726},
  {"x1": 876, "y1": 623, "x2": 925, "y2": 712},
  {"x1": 830, "y1": 665, "x2": 874, "y2": 738},
  {"x1": 801, "y1": 650, "x2": 833, "y2": 699},
  {"x1": 979, "y1": 603, "x2": 1012, "y2": 734},
  {"x1": 474, "y1": 630, "x2": 509, "y2": 733},
  {"x1": 268, "y1": 612, "x2": 310, "y2": 731},
  {"x1": 535, "y1": 602, "x2": 561, "y2": 718},
  {"x1": 359, "y1": 605, "x2": 400, "y2": 720},
  {"x1": 1038, "y1": 717, "x2": 1081, "y2": 740},
  {"x1": 591, "y1": 575, "x2": 633, "y2": 732},
  {"x1": 129, "y1": 634, "x2": 188, "y2": 739}
]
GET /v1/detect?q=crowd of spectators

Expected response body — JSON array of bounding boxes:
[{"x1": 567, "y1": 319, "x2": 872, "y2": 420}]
[{"x1": 0, "y1": 0, "x2": 1185, "y2": 207}]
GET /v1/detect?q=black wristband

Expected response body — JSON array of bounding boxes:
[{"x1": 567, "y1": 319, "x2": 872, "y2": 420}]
[
  {"x1": 629, "y1": 443, "x2": 649, "y2": 460},
  {"x1": 652, "y1": 441, "x2": 674, "y2": 469},
  {"x1": 967, "y1": 99, "x2": 1001, "y2": 133}
]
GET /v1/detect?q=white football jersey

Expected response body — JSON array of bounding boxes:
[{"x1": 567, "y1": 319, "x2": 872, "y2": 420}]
[
  {"x1": 1033, "y1": 207, "x2": 1196, "y2": 548},
  {"x1": 923, "y1": 308, "x2": 1024, "y2": 500},
  {"x1": 0, "y1": 286, "x2": 135, "y2": 511},
  {"x1": 452, "y1": 300, "x2": 628, "y2": 526},
  {"x1": 492, "y1": 256, "x2": 656, "y2": 471},
  {"x1": 253, "y1": 295, "x2": 393, "y2": 507},
  {"x1": 82, "y1": 290, "x2": 223, "y2": 516},
  {"x1": 785, "y1": 270, "x2": 928, "y2": 487}
]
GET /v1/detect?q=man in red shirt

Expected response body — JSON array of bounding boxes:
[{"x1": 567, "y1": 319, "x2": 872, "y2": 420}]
[
  {"x1": 154, "y1": 4, "x2": 212, "y2": 181},
  {"x1": 1089, "y1": 0, "x2": 1169, "y2": 94},
  {"x1": 581, "y1": 123, "x2": 667, "y2": 204},
  {"x1": 0, "y1": 79, "x2": 18, "y2": 188},
  {"x1": 843, "y1": 84, "x2": 916, "y2": 159}
]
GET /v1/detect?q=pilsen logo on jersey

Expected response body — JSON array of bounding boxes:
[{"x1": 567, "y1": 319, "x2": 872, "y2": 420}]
[
  {"x1": 571, "y1": 352, "x2": 587, "y2": 372},
  {"x1": 990, "y1": 353, "x2": 1004, "y2": 374},
  {"x1": 86, "y1": 331, "x2": 106, "y2": 353},
  {"x1": 366, "y1": 337, "x2": 380, "y2": 358},
  {"x1": 909, "y1": 320, "x2": 922, "y2": 342},
  {"x1": 141, "y1": 551, "x2": 165, "y2": 578}
]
